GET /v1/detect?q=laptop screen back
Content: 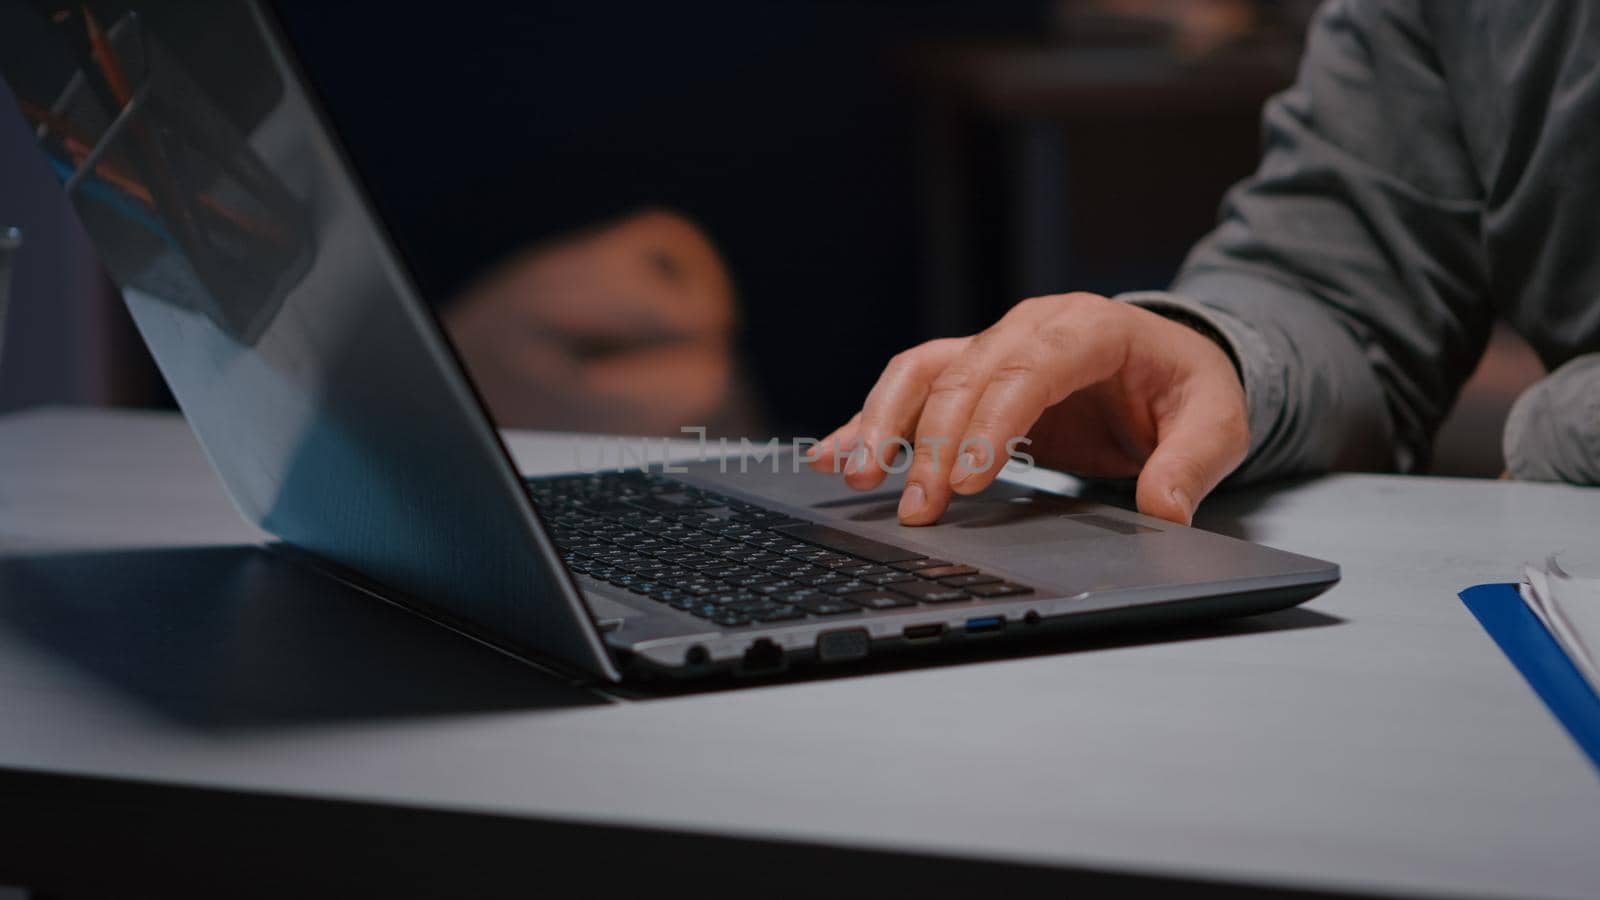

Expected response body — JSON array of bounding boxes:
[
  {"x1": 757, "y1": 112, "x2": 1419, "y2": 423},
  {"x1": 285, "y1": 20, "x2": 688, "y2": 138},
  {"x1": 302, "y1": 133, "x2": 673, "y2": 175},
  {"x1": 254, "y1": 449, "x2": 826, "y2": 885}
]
[{"x1": 0, "y1": 1, "x2": 618, "y2": 679}]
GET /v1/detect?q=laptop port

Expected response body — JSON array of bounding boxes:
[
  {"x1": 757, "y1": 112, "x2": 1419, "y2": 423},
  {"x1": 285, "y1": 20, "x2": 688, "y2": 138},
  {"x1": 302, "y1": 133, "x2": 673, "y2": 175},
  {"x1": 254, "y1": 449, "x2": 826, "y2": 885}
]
[
  {"x1": 964, "y1": 616, "x2": 1004, "y2": 635},
  {"x1": 739, "y1": 638, "x2": 785, "y2": 674},
  {"x1": 816, "y1": 628, "x2": 870, "y2": 662},
  {"x1": 902, "y1": 623, "x2": 945, "y2": 642}
]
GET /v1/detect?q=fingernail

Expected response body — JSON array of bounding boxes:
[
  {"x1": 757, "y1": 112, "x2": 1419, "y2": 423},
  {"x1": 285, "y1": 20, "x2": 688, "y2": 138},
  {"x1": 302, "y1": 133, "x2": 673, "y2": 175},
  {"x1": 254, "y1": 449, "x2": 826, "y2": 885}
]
[
  {"x1": 898, "y1": 482, "x2": 926, "y2": 520},
  {"x1": 844, "y1": 446, "x2": 868, "y2": 475},
  {"x1": 949, "y1": 450, "x2": 981, "y2": 487},
  {"x1": 1168, "y1": 486, "x2": 1193, "y2": 524}
]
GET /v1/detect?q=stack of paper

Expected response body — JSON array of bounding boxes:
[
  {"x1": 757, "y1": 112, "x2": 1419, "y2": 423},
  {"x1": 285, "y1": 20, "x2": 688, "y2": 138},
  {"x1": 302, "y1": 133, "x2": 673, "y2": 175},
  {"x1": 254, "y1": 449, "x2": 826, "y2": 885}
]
[{"x1": 1522, "y1": 558, "x2": 1600, "y2": 695}]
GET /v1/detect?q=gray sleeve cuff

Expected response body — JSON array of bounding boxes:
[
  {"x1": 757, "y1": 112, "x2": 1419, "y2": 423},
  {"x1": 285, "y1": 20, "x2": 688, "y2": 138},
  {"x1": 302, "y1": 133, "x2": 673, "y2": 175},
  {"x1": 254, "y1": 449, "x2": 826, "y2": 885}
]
[
  {"x1": 1504, "y1": 354, "x2": 1600, "y2": 485},
  {"x1": 1117, "y1": 290, "x2": 1288, "y2": 485}
]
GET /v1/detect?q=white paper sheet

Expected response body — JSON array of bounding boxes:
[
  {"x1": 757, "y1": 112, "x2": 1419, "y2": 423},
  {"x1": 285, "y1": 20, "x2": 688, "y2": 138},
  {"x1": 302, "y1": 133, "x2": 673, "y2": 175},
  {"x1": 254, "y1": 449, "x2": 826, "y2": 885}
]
[{"x1": 1521, "y1": 558, "x2": 1600, "y2": 695}]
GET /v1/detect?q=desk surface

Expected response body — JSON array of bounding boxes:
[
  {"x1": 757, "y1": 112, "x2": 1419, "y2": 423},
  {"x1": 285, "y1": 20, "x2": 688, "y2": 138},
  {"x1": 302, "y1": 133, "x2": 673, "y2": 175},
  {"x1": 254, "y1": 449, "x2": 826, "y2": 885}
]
[{"x1": 2, "y1": 408, "x2": 1598, "y2": 898}]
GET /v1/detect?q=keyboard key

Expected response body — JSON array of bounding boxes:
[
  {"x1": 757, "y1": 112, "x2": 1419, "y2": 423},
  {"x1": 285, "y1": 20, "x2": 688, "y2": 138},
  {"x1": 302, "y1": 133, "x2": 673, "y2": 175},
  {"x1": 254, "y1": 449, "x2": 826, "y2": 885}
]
[
  {"x1": 864, "y1": 571, "x2": 918, "y2": 585},
  {"x1": 938, "y1": 573, "x2": 1001, "y2": 588},
  {"x1": 888, "y1": 581, "x2": 970, "y2": 603},
  {"x1": 838, "y1": 564, "x2": 894, "y2": 577},
  {"x1": 795, "y1": 598, "x2": 864, "y2": 616},
  {"x1": 966, "y1": 582, "x2": 1034, "y2": 598},
  {"x1": 844, "y1": 591, "x2": 916, "y2": 610},
  {"x1": 916, "y1": 564, "x2": 978, "y2": 580},
  {"x1": 752, "y1": 580, "x2": 800, "y2": 595},
  {"x1": 752, "y1": 605, "x2": 807, "y2": 622},
  {"x1": 772, "y1": 541, "x2": 818, "y2": 555},
  {"x1": 732, "y1": 573, "x2": 784, "y2": 588},
  {"x1": 795, "y1": 571, "x2": 845, "y2": 587},
  {"x1": 807, "y1": 572, "x2": 852, "y2": 586},
  {"x1": 773, "y1": 523, "x2": 927, "y2": 563},
  {"x1": 823, "y1": 580, "x2": 872, "y2": 596},
  {"x1": 725, "y1": 599, "x2": 786, "y2": 616},
  {"x1": 890, "y1": 558, "x2": 951, "y2": 572}
]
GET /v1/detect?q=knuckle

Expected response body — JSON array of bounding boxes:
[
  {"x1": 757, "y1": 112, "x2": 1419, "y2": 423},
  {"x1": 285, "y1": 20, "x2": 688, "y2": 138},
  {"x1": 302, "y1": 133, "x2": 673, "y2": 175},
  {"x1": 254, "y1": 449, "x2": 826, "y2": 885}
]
[
  {"x1": 1006, "y1": 295, "x2": 1052, "y2": 319},
  {"x1": 991, "y1": 357, "x2": 1061, "y2": 403},
  {"x1": 1036, "y1": 318, "x2": 1080, "y2": 355},
  {"x1": 911, "y1": 441, "x2": 947, "y2": 466},
  {"x1": 989, "y1": 361, "x2": 1039, "y2": 385},
  {"x1": 965, "y1": 325, "x2": 1000, "y2": 353},
  {"x1": 1013, "y1": 293, "x2": 1122, "y2": 340},
  {"x1": 1061, "y1": 292, "x2": 1116, "y2": 326},
  {"x1": 1061, "y1": 290, "x2": 1109, "y2": 307},
  {"x1": 929, "y1": 366, "x2": 981, "y2": 396},
  {"x1": 883, "y1": 349, "x2": 921, "y2": 378},
  {"x1": 888, "y1": 338, "x2": 965, "y2": 377}
]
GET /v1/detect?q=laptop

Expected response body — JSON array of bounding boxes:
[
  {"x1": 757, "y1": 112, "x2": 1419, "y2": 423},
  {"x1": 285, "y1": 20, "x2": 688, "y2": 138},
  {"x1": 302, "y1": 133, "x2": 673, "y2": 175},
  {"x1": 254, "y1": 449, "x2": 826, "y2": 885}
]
[{"x1": 0, "y1": 0, "x2": 1338, "y2": 682}]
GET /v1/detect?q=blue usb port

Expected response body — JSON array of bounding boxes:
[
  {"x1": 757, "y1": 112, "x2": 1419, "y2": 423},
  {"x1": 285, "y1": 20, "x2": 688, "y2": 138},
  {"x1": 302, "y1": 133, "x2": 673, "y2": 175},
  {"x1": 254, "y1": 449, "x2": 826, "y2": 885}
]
[{"x1": 964, "y1": 616, "x2": 1004, "y2": 634}]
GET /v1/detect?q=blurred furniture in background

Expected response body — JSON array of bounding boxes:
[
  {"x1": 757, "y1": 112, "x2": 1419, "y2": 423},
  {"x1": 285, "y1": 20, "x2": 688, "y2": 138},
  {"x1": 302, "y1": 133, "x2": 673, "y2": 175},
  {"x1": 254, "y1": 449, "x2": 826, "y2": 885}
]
[
  {"x1": 901, "y1": 36, "x2": 1298, "y2": 337},
  {"x1": 0, "y1": 84, "x2": 163, "y2": 415}
]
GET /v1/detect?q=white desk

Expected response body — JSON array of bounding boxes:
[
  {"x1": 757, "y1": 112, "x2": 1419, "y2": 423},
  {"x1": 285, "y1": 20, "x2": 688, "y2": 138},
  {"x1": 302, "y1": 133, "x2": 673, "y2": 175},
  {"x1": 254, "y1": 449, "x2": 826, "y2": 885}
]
[{"x1": 1, "y1": 407, "x2": 1596, "y2": 898}]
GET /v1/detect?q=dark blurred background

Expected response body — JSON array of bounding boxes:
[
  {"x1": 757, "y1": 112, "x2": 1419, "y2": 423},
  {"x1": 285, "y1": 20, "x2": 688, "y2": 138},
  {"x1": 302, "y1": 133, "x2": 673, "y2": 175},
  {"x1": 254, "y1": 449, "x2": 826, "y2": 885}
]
[{"x1": 0, "y1": 0, "x2": 1545, "y2": 476}]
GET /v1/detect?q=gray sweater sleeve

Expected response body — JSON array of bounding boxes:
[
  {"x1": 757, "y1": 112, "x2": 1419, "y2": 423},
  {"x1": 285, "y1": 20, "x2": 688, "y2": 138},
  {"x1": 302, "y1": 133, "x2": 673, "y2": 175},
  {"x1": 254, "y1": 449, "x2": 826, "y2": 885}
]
[
  {"x1": 1504, "y1": 355, "x2": 1600, "y2": 485},
  {"x1": 1120, "y1": 0, "x2": 1493, "y2": 484}
]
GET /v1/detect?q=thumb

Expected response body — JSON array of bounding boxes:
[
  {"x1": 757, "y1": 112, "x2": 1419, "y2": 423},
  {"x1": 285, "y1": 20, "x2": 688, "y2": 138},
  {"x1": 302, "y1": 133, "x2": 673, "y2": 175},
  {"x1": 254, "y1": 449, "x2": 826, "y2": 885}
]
[{"x1": 1134, "y1": 389, "x2": 1248, "y2": 525}]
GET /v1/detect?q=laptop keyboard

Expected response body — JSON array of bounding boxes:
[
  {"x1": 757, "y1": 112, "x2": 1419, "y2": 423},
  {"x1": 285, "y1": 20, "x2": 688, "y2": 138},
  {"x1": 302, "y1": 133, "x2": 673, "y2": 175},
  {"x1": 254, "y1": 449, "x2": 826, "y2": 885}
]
[{"x1": 525, "y1": 471, "x2": 1033, "y2": 628}]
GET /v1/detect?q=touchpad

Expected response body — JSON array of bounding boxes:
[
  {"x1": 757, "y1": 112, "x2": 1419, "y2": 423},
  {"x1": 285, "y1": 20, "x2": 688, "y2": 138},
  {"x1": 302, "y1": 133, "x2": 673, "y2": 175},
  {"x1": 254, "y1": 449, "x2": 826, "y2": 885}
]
[{"x1": 822, "y1": 487, "x2": 1160, "y2": 551}]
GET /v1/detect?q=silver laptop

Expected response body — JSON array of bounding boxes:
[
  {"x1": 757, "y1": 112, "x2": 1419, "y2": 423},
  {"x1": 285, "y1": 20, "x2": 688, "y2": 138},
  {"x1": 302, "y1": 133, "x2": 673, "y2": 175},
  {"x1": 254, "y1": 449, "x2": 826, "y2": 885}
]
[{"x1": 0, "y1": 0, "x2": 1337, "y2": 682}]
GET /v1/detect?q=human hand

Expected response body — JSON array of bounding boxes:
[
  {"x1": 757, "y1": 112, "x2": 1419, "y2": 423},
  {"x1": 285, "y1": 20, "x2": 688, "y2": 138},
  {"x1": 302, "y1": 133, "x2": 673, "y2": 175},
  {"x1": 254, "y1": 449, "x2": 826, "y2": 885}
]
[
  {"x1": 808, "y1": 293, "x2": 1249, "y2": 525},
  {"x1": 445, "y1": 209, "x2": 736, "y2": 434}
]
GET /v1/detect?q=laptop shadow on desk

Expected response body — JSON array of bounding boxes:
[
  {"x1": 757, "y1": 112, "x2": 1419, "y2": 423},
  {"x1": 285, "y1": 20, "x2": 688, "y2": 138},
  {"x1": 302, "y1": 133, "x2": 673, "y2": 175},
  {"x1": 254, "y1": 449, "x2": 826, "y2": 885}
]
[{"x1": 0, "y1": 546, "x2": 608, "y2": 733}]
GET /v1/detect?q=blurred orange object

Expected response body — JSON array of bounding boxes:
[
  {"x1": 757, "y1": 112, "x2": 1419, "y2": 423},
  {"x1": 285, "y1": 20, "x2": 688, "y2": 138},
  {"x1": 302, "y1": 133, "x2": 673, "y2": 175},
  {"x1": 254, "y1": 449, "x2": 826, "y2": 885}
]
[{"x1": 445, "y1": 209, "x2": 740, "y2": 435}]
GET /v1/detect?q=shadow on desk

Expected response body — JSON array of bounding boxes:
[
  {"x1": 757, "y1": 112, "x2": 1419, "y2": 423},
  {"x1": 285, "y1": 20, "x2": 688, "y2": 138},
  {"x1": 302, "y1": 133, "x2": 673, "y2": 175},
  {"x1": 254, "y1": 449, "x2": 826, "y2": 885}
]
[{"x1": 0, "y1": 546, "x2": 609, "y2": 732}]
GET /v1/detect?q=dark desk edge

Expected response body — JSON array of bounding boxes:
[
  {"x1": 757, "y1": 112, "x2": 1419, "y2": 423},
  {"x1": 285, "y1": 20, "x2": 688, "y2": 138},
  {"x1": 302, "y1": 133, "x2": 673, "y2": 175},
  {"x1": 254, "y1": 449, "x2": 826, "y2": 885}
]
[{"x1": 0, "y1": 766, "x2": 1390, "y2": 899}]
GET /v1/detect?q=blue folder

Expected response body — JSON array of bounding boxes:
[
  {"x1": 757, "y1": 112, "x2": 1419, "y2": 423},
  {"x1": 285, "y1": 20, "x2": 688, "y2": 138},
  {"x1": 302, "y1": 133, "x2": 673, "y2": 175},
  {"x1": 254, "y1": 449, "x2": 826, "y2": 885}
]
[{"x1": 1459, "y1": 583, "x2": 1600, "y2": 772}]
